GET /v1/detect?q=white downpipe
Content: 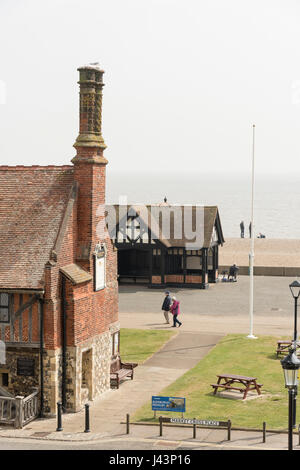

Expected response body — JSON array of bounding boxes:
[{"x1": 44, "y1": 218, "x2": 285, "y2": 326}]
[{"x1": 247, "y1": 124, "x2": 257, "y2": 339}]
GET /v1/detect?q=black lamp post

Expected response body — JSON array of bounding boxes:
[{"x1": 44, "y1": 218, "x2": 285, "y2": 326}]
[
  {"x1": 289, "y1": 280, "x2": 300, "y2": 343},
  {"x1": 281, "y1": 348, "x2": 300, "y2": 450},
  {"x1": 289, "y1": 280, "x2": 300, "y2": 428}
]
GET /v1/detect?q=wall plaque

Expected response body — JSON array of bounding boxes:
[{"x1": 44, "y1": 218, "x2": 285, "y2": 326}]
[
  {"x1": 94, "y1": 243, "x2": 106, "y2": 291},
  {"x1": 17, "y1": 358, "x2": 35, "y2": 376}
]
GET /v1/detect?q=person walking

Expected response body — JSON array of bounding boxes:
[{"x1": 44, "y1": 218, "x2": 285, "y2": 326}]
[
  {"x1": 170, "y1": 296, "x2": 182, "y2": 328},
  {"x1": 240, "y1": 221, "x2": 244, "y2": 238},
  {"x1": 161, "y1": 291, "x2": 172, "y2": 324}
]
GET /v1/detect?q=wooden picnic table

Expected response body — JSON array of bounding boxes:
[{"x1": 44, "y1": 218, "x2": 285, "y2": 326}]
[
  {"x1": 211, "y1": 374, "x2": 263, "y2": 400},
  {"x1": 276, "y1": 341, "x2": 300, "y2": 357}
]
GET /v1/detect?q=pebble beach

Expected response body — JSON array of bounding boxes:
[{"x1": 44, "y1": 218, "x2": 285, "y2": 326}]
[{"x1": 219, "y1": 238, "x2": 300, "y2": 268}]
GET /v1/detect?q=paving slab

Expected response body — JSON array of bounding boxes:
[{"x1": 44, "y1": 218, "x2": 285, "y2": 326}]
[{"x1": 0, "y1": 332, "x2": 221, "y2": 442}]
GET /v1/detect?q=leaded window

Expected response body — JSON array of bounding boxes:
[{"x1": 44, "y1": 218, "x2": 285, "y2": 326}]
[{"x1": 0, "y1": 293, "x2": 9, "y2": 323}]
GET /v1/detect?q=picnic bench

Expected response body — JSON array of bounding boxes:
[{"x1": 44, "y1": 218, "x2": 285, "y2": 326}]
[
  {"x1": 276, "y1": 341, "x2": 300, "y2": 357},
  {"x1": 211, "y1": 374, "x2": 263, "y2": 400},
  {"x1": 110, "y1": 355, "x2": 138, "y2": 389}
]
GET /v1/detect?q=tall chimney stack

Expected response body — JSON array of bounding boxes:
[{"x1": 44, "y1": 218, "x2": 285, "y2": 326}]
[
  {"x1": 72, "y1": 64, "x2": 108, "y2": 270},
  {"x1": 73, "y1": 63, "x2": 107, "y2": 164}
]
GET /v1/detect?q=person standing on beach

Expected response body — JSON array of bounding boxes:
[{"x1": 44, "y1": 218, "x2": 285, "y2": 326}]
[
  {"x1": 161, "y1": 291, "x2": 172, "y2": 324},
  {"x1": 240, "y1": 221, "x2": 244, "y2": 238},
  {"x1": 249, "y1": 222, "x2": 252, "y2": 238},
  {"x1": 170, "y1": 296, "x2": 182, "y2": 328}
]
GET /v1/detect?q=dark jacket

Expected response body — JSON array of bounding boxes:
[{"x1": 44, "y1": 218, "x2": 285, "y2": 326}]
[{"x1": 162, "y1": 295, "x2": 171, "y2": 311}]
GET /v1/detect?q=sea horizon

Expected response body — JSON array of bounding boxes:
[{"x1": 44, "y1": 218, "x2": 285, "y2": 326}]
[{"x1": 106, "y1": 171, "x2": 300, "y2": 240}]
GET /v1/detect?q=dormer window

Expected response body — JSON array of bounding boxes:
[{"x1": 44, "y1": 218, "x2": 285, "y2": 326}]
[{"x1": 0, "y1": 293, "x2": 10, "y2": 323}]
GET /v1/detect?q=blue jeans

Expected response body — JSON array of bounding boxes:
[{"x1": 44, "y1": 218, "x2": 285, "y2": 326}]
[{"x1": 173, "y1": 314, "x2": 181, "y2": 327}]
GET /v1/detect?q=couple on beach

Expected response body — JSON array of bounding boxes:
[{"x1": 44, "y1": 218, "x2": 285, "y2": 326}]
[{"x1": 161, "y1": 291, "x2": 182, "y2": 328}]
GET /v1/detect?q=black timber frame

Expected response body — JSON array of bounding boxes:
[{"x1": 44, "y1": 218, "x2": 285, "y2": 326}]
[{"x1": 116, "y1": 241, "x2": 218, "y2": 289}]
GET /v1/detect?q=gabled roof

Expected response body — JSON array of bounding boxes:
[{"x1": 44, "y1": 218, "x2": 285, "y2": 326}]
[
  {"x1": 0, "y1": 166, "x2": 74, "y2": 290},
  {"x1": 106, "y1": 204, "x2": 225, "y2": 249}
]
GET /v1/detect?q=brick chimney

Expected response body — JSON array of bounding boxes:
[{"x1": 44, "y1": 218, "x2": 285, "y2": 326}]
[{"x1": 72, "y1": 64, "x2": 108, "y2": 270}]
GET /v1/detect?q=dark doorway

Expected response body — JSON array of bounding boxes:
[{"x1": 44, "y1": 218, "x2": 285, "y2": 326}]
[{"x1": 118, "y1": 249, "x2": 149, "y2": 277}]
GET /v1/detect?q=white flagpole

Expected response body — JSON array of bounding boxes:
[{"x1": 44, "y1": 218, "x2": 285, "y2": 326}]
[{"x1": 247, "y1": 124, "x2": 257, "y2": 339}]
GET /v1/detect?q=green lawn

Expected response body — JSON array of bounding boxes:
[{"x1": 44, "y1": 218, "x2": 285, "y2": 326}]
[
  {"x1": 120, "y1": 328, "x2": 177, "y2": 364},
  {"x1": 132, "y1": 334, "x2": 293, "y2": 430}
]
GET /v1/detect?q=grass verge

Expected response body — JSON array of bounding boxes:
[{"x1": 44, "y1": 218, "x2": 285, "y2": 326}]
[
  {"x1": 120, "y1": 328, "x2": 177, "y2": 364},
  {"x1": 132, "y1": 334, "x2": 292, "y2": 430}
]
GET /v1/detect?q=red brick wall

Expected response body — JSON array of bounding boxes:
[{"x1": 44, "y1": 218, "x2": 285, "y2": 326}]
[
  {"x1": 185, "y1": 275, "x2": 202, "y2": 284},
  {"x1": 42, "y1": 197, "x2": 78, "y2": 350},
  {"x1": 165, "y1": 275, "x2": 184, "y2": 283}
]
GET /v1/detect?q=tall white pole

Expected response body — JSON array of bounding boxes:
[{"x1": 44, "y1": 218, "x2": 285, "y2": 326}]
[{"x1": 247, "y1": 124, "x2": 257, "y2": 339}]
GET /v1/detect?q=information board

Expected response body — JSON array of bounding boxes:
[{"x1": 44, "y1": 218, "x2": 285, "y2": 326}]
[
  {"x1": 152, "y1": 396, "x2": 186, "y2": 413},
  {"x1": 17, "y1": 357, "x2": 35, "y2": 376},
  {"x1": 94, "y1": 253, "x2": 106, "y2": 291}
]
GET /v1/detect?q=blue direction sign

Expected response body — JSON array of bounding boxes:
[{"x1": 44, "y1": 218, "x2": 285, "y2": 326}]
[{"x1": 152, "y1": 396, "x2": 186, "y2": 413}]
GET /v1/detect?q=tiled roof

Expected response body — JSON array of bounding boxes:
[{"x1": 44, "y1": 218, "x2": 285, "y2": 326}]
[
  {"x1": 60, "y1": 264, "x2": 92, "y2": 285},
  {"x1": 106, "y1": 204, "x2": 224, "y2": 249},
  {"x1": 0, "y1": 166, "x2": 74, "y2": 290}
]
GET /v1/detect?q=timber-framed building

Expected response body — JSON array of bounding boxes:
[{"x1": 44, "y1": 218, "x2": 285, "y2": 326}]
[{"x1": 106, "y1": 203, "x2": 225, "y2": 289}]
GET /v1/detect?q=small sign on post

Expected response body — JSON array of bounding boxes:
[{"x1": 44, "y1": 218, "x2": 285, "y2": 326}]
[{"x1": 152, "y1": 396, "x2": 186, "y2": 414}]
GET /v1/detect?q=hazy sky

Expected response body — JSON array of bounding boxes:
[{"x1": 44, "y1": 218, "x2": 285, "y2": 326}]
[{"x1": 1, "y1": 0, "x2": 300, "y2": 175}]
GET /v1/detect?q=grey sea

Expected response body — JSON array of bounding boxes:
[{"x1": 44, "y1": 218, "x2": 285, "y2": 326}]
[{"x1": 106, "y1": 171, "x2": 300, "y2": 239}]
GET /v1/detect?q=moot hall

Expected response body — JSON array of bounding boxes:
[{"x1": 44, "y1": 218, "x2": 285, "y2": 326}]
[
  {"x1": 0, "y1": 64, "x2": 224, "y2": 423},
  {"x1": 0, "y1": 65, "x2": 119, "y2": 417}
]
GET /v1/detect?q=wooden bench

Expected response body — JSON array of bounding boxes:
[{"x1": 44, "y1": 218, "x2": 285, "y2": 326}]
[
  {"x1": 211, "y1": 374, "x2": 263, "y2": 400},
  {"x1": 110, "y1": 355, "x2": 138, "y2": 389},
  {"x1": 276, "y1": 341, "x2": 300, "y2": 357}
]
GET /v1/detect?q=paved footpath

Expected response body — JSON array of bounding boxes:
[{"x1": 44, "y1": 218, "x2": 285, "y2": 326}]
[
  {"x1": 0, "y1": 331, "x2": 223, "y2": 445},
  {"x1": 0, "y1": 329, "x2": 297, "y2": 450},
  {"x1": 0, "y1": 276, "x2": 298, "y2": 449}
]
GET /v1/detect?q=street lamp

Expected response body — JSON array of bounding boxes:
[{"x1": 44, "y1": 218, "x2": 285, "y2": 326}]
[
  {"x1": 281, "y1": 348, "x2": 300, "y2": 450},
  {"x1": 289, "y1": 280, "x2": 300, "y2": 343},
  {"x1": 289, "y1": 280, "x2": 300, "y2": 429}
]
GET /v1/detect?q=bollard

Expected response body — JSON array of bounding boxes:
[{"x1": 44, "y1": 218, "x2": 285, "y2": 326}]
[
  {"x1": 263, "y1": 422, "x2": 266, "y2": 443},
  {"x1": 84, "y1": 403, "x2": 90, "y2": 433},
  {"x1": 56, "y1": 402, "x2": 63, "y2": 432},
  {"x1": 159, "y1": 416, "x2": 163, "y2": 437},
  {"x1": 126, "y1": 413, "x2": 130, "y2": 435},
  {"x1": 227, "y1": 420, "x2": 231, "y2": 441},
  {"x1": 193, "y1": 418, "x2": 196, "y2": 439}
]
